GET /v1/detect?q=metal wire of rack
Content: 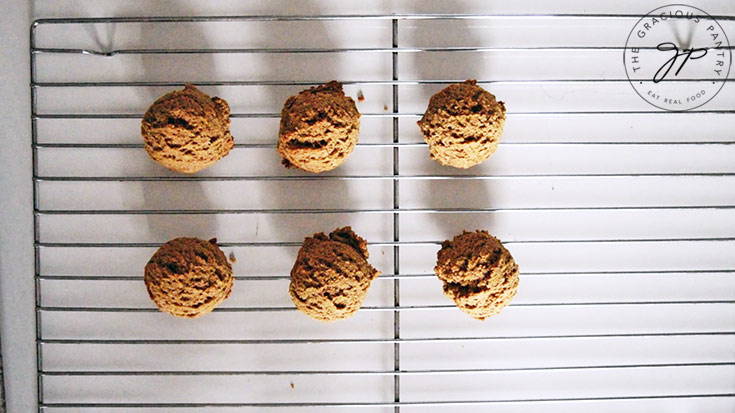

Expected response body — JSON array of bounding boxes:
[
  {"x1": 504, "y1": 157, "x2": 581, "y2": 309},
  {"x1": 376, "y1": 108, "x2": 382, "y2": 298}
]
[{"x1": 31, "y1": 12, "x2": 735, "y2": 412}]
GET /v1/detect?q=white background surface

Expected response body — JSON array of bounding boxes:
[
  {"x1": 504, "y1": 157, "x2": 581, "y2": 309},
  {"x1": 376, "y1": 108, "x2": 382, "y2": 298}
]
[{"x1": 2, "y1": 1, "x2": 735, "y2": 412}]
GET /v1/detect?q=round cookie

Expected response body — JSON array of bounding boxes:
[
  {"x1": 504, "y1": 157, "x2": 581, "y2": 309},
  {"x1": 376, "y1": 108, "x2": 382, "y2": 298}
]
[
  {"x1": 141, "y1": 84, "x2": 234, "y2": 173},
  {"x1": 277, "y1": 81, "x2": 360, "y2": 173},
  {"x1": 289, "y1": 227, "x2": 380, "y2": 321},
  {"x1": 144, "y1": 237, "x2": 234, "y2": 318},
  {"x1": 417, "y1": 80, "x2": 506, "y2": 169},
  {"x1": 435, "y1": 230, "x2": 519, "y2": 320}
]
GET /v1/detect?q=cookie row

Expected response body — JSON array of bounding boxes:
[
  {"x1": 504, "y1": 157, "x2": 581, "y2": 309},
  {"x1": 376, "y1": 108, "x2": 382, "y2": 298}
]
[
  {"x1": 144, "y1": 228, "x2": 520, "y2": 321},
  {"x1": 141, "y1": 80, "x2": 507, "y2": 173}
]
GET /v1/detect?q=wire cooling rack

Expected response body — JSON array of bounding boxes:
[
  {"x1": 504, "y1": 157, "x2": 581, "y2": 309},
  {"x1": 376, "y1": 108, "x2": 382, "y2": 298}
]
[{"x1": 30, "y1": 13, "x2": 735, "y2": 412}]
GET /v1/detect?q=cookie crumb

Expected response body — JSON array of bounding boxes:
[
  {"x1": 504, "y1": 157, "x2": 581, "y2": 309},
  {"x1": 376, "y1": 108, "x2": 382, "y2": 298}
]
[
  {"x1": 290, "y1": 382, "x2": 295, "y2": 389},
  {"x1": 357, "y1": 90, "x2": 365, "y2": 102},
  {"x1": 229, "y1": 251, "x2": 237, "y2": 263},
  {"x1": 383, "y1": 104, "x2": 389, "y2": 111}
]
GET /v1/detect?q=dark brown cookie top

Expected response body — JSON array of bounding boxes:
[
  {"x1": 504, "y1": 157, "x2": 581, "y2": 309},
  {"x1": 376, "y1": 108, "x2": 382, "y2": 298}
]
[
  {"x1": 418, "y1": 80, "x2": 506, "y2": 169},
  {"x1": 289, "y1": 227, "x2": 380, "y2": 321},
  {"x1": 144, "y1": 237, "x2": 234, "y2": 318},
  {"x1": 277, "y1": 81, "x2": 361, "y2": 173},
  {"x1": 435, "y1": 230, "x2": 519, "y2": 320},
  {"x1": 141, "y1": 84, "x2": 234, "y2": 173}
]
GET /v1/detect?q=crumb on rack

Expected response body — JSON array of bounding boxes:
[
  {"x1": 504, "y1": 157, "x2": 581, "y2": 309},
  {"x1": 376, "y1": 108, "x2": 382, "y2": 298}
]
[
  {"x1": 383, "y1": 104, "x2": 389, "y2": 111},
  {"x1": 357, "y1": 90, "x2": 365, "y2": 102},
  {"x1": 290, "y1": 382, "x2": 295, "y2": 389},
  {"x1": 229, "y1": 252, "x2": 237, "y2": 263}
]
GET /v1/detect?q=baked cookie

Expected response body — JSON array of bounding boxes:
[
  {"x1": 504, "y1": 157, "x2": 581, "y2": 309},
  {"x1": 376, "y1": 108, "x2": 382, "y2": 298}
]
[
  {"x1": 141, "y1": 84, "x2": 234, "y2": 173},
  {"x1": 418, "y1": 80, "x2": 506, "y2": 168},
  {"x1": 277, "y1": 81, "x2": 360, "y2": 173},
  {"x1": 435, "y1": 230, "x2": 519, "y2": 320},
  {"x1": 144, "y1": 237, "x2": 234, "y2": 318},
  {"x1": 289, "y1": 227, "x2": 380, "y2": 321}
]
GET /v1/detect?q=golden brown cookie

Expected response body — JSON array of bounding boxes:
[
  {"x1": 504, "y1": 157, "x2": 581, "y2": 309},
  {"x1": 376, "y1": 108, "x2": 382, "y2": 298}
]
[
  {"x1": 144, "y1": 237, "x2": 234, "y2": 318},
  {"x1": 435, "y1": 230, "x2": 519, "y2": 320},
  {"x1": 277, "y1": 81, "x2": 360, "y2": 173},
  {"x1": 289, "y1": 227, "x2": 380, "y2": 321},
  {"x1": 418, "y1": 80, "x2": 506, "y2": 169},
  {"x1": 141, "y1": 84, "x2": 234, "y2": 173}
]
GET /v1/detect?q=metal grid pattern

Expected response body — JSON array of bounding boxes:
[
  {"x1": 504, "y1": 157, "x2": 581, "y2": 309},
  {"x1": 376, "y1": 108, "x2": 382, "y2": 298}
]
[{"x1": 30, "y1": 13, "x2": 735, "y2": 412}]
